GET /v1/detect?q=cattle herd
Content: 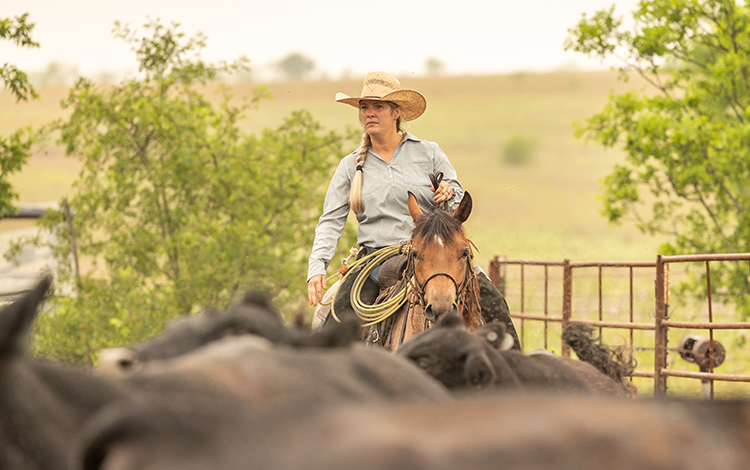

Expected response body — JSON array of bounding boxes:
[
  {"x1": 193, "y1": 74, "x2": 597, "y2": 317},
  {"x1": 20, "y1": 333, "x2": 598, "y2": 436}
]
[{"x1": 3, "y1": 276, "x2": 750, "y2": 469}]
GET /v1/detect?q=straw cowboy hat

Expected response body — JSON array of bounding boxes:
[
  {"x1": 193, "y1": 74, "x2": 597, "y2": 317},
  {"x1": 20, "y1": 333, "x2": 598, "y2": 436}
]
[{"x1": 336, "y1": 71, "x2": 426, "y2": 121}]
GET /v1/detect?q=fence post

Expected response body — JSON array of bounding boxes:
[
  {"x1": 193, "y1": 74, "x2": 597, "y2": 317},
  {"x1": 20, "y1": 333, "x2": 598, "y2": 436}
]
[
  {"x1": 488, "y1": 256, "x2": 506, "y2": 296},
  {"x1": 561, "y1": 259, "x2": 572, "y2": 357},
  {"x1": 488, "y1": 257, "x2": 499, "y2": 289},
  {"x1": 654, "y1": 255, "x2": 668, "y2": 395},
  {"x1": 62, "y1": 198, "x2": 81, "y2": 296}
]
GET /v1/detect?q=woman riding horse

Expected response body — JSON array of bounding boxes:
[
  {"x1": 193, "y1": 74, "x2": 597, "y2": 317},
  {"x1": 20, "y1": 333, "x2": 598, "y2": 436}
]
[{"x1": 306, "y1": 71, "x2": 520, "y2": 348}]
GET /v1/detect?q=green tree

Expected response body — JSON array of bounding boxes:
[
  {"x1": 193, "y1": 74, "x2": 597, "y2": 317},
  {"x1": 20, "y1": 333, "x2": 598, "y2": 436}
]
[
  {"x1": 565, "y1": 0, "x2": 750, "y2": 315},
  {"x1": 15, "y1": 20, "x2": 352, "y2": 364},
  {"x1": 501, "y1": 134, "x2": 536, "y2": 166},
  {"x1": 0, "y1": 13, "x2": 40, "y2": 217},
  {"x1": 424, "y1": 57, "x2": 446, "y2": 77},
  {"x1": 276, "y1": 52, "x2": 315, "y2": 80},
  {"x1": 1, "y1": 13, "x2": 38, "y2": 102}
]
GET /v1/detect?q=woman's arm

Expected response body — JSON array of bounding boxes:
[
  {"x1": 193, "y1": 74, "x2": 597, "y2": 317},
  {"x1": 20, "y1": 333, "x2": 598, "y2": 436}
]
[{"x1": 307, "y1": 157, "x2": 354, "y2": 283}]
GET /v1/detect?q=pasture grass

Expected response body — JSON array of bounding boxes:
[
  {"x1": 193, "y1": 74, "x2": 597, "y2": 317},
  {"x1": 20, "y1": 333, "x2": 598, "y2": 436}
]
[{"x1": 0, "y1": 71, "x2": 665, "y2": 262}]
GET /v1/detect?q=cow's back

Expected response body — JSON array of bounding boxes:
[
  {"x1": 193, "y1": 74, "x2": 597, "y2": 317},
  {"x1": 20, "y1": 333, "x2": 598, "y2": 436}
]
[{"x1": 130, "y1": 337, "x2": 450, "y2": 408}]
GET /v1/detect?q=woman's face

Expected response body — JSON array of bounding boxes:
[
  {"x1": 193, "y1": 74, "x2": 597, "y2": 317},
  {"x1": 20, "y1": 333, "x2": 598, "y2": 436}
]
[{"x1": 359, "y1": 100, "x2": 400, "y2": 137}]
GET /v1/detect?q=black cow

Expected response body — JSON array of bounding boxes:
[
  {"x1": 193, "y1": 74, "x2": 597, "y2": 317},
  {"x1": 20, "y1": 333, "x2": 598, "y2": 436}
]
[
  {"x1": 0, "y1": 277, "x2": 129, "y2": 469},
  {"x1": 396, "y1": 312, "x2": 631, "y2": 396},
  {"x1": 120, "y1": 334, "x2": 451, "y2": 409},
  {"x1": 0, "y1": 277, "x2": 259, "y2": 470},
  {"x1": 563, "y1": 321, "x2": 637, "y2": 395},
  {"x1": 98, "y1": 291, "x2": 362, "y2": 374},
  {"x1": 73, "y1": 391, "x2": 750, "y2": 470},
  {"x1": 97, "y1": 292, "x2": 450, "y2": 407},
  {"x1": 1, "y1": 277, "x2": 450, "y2": 470}
]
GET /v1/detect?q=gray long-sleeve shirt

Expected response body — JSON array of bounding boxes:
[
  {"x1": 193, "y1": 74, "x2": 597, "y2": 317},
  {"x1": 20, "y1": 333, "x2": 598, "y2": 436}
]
[{"x1": 307, "y1": 133, "x2": 464, "y2": 281}]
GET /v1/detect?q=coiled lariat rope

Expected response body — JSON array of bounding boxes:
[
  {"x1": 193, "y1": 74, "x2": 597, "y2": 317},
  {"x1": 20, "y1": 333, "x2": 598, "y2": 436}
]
[{"x1": 327, "y1": 244, "x2": 413, "y2": 327}]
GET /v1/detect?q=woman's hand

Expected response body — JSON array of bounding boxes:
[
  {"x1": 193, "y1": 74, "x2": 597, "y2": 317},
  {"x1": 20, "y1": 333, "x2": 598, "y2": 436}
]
[
  {"x1": 432, "y1": 180, "x2": 454, "y2": 203},
  {"x1": 308, "y1": 274, "x2": 327, "y2": 306}
]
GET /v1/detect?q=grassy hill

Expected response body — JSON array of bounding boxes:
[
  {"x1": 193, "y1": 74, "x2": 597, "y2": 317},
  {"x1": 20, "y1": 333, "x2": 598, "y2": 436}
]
[{"x1": 0, "y1": 71, "x2": 663, "y2": 268}]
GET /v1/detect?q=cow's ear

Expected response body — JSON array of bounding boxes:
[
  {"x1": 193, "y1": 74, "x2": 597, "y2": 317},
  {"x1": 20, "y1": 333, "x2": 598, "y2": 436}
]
[
  {"x1": 463, "y1": 352, "x2": 496, "y2": 390},
  {"x1": 303, "y1": 316, "x2": 361, "y2": 348},
  {"x1": 434, "y1": 311, "x2": 464, "y2": 329},
  {"x1": 452, "y1": 191, "x2": 472, "y2": 224},
  {"x1": 0, "y1": 275, "x2": 51, "y2": 356},
  {"x1": 475, "y1": 322, "x2": 513, "y2": 351},
  {"x1": 241, "y1": 290, "x2": 276, "y2": 312}
]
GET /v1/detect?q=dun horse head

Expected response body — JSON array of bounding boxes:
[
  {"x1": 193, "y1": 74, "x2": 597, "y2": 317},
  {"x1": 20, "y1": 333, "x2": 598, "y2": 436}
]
[{"x1": 406, "y1": 191, "x2": 482, "y2": 329}]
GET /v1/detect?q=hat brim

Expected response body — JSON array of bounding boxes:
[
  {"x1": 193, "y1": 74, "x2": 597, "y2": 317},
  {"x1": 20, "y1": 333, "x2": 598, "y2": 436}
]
[{"x1": 336, "y1": 89, "x2": 426, "y2": 121}]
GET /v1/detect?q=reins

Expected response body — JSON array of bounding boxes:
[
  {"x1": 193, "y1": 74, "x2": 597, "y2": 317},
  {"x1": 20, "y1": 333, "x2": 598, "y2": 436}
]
[{"x1": 429, "y1": 171, "x2": 448, "y2": 211}]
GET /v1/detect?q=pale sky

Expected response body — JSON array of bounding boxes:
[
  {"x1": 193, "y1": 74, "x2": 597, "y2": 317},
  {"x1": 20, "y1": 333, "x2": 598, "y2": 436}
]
[{"x1": 1, "y1": 0, "x2": 641, "y2": 80}]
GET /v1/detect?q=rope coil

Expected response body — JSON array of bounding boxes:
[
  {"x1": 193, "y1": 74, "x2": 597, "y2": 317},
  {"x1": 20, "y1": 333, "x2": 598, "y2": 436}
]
[{"x1": 328, "y1": 245, "x2": 413, "y2": 326}]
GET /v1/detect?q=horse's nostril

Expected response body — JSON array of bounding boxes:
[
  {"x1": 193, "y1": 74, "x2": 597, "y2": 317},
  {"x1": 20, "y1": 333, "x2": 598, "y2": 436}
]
[
  {"x1": 424, "y1": 305, "x2": 437, "y2": 322},
  {"x1": 425, "y1": 301, "x2": 459, "y2": 323},
  {"x1": 118, "y1": 358, "x2": 135, "y2": 369}
]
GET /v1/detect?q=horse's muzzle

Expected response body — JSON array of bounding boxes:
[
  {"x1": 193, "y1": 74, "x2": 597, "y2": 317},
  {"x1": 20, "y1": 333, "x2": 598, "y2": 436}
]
[{"x1": 424, "y1": 300, "x2": 458, "y2": 323}]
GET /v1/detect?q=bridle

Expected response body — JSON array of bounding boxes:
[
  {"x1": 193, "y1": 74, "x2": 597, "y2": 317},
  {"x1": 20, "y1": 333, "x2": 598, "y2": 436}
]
[
  {"x1": 406, "y1": 170, "x2": 477, "y2": 310},
  {"x1": 404, "y1": 239, "x2": 478, "y2": 312}
]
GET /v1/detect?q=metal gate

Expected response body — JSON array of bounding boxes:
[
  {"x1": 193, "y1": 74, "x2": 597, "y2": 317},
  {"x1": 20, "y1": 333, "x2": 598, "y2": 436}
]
[{"x1": 488, "y1": 253, "x2": 750, "y2": 398}]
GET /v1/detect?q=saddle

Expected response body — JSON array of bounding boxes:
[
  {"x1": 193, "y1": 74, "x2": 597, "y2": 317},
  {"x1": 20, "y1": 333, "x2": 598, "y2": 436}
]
[
  {"x1": 332, "y1": 251, "x2": 408, "y2": 311},
  {"x1": 377, "y1": 254, "x2": 408, "y2": 292}
]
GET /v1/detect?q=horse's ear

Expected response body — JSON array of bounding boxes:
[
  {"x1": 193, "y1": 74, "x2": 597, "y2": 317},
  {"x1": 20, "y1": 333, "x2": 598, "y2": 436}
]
[
  {"x1": 407, "y1": 191, "x2": 423, "y2": 222},
  {"x1": 452, "y1": 191, "x2": 472, "y2": 224}
]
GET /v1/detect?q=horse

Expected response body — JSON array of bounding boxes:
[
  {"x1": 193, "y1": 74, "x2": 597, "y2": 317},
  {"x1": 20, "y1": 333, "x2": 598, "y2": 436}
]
[{"x1": 347, "y1": 190, "x2": 484, "y2": 351}]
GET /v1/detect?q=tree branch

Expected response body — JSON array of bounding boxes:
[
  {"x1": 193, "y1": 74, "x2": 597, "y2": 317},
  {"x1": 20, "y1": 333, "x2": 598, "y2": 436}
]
[{"x1": 695, "y1": 186, "x2": 732, "y2": 250}]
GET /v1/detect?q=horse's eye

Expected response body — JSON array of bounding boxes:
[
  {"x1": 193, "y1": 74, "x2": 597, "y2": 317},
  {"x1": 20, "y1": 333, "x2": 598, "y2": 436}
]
[{"x1": 461, "y1": 249, "x2": 470, "y2": 258}]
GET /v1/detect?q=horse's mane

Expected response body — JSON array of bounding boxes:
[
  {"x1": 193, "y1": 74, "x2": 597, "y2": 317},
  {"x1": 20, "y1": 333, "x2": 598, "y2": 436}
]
[{"x1": 411, "y1": 207, "x2": 466, "y2": 244}]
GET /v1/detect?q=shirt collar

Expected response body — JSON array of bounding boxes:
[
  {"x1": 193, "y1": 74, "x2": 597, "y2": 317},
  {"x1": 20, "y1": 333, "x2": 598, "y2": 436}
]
[
  {"x1": 365, "y1": 133, "x2": 418, "y2": 159},
  {"x1": 402, "y1": 132, "x2": 419, "y2": 143}
]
